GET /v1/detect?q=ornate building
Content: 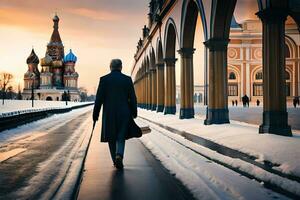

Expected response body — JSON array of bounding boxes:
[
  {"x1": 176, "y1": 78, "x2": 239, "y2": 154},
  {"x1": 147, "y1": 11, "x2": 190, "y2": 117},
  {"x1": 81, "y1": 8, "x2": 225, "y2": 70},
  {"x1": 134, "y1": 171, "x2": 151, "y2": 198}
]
[
  {"x1": 23, "y1": 14, "x2": 80, "y2": 101},
  {"x1": 227, "y1": 17, "x2": 300, "y2": 103}
]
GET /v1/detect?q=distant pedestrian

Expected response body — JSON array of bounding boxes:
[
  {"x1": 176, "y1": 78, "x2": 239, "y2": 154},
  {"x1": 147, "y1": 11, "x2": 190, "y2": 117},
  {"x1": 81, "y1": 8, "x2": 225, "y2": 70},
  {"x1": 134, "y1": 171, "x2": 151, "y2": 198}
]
[
  {"x1": 235, "y1": 100, "x2": 238, "y2": 106},
  {"x1": 256, "y1": 99, "x2": 260, "y2": 106},
  {"x1": 293, "y1": 97, "x2": 297, "y2": 108},
  {"x1": 232, "y1": 100, "x2": 234, "y2": 106},
  {"x1": 93, "y1": 59, "x2": 142, "y2": 170},
  {"x1": 242, "y1": 95, "x2": 246, "y2": 107},
  {"x1": 242, "y1": 95, "x2": 250, "y2": 107}
]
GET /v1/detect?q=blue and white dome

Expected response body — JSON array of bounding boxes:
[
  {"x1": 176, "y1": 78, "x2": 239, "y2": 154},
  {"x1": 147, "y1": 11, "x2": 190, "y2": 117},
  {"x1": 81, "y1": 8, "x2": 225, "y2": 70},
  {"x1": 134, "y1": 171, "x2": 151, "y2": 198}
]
[{"x1": 64, "y1": 49, "x2": 77, "y2": 63}]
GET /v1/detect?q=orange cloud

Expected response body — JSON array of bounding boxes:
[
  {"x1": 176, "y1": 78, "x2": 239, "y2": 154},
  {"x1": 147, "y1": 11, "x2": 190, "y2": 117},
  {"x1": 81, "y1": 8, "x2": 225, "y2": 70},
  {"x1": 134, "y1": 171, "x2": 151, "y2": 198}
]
[{"x1": 0, "y1": 7, "x2": 49, "y2": 31}]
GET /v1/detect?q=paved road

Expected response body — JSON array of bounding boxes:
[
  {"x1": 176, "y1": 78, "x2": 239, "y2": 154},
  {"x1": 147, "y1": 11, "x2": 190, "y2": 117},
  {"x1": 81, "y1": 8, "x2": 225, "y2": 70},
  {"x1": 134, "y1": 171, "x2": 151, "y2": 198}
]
[
  {"x1": 0, "y1": 107, "x2": 93, "y2": 200},
  {"x1": 192, "y1": 105, "x2": 300, "y2": 130},
  {"x1": 77, "y1": 122, "x2": 195, "y2": 200}
]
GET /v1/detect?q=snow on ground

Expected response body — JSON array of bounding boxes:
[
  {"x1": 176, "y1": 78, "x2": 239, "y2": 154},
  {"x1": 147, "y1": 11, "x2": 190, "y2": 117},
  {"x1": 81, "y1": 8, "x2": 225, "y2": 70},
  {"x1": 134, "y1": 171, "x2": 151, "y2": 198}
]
[
  {"x1": 138, "y1": 109, "x2": 300, "y2": 179},
  {"x1": 0, "y1": 100, "x2": 92, "y2": 117},
  {"x1": 0, "y1": 106, "x2": 93, "y2": 144},
  {"x1": 149, "y1": 103, "x2": 300, "y2": 130},
  {"x1": 192, "y1": 104, "x2": 300, "y2": 130},
  {"x1": 138, "y1": 118, "x2": 290, "y2": 200}
]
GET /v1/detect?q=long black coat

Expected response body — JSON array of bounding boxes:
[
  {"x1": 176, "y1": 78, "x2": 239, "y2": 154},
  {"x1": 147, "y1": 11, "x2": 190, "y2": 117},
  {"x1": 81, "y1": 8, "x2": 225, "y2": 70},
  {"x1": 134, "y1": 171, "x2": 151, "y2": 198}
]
[{"x1": 93, "y1": 70, "x2": 142, "y2": 142}]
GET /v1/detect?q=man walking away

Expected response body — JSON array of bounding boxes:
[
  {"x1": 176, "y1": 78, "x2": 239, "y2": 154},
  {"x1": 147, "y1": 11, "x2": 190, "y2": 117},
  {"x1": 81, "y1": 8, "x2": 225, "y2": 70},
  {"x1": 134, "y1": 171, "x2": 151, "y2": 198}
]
[{"x1": 93, "y1": 59, "x2": 140, "y2": 169}]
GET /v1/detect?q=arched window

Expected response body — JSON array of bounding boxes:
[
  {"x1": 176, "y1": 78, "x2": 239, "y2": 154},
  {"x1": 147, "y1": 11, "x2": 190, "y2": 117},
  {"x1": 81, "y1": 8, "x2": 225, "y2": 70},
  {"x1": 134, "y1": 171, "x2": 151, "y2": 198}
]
[
  {"x1": 229, "y1": 72, "x2": 236, "y2": 80},
  {"x1": 285, "y1": 43, "x2": 291, "y2": 58},
  {"x1": 255, "y1": 71, "x2": 263, "y2": 80}
]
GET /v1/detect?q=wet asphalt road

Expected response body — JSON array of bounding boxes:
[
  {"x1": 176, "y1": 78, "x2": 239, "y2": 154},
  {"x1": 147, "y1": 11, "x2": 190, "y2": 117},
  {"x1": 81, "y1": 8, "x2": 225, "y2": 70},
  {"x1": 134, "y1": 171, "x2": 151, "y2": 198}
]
[
  {"x1": 0, "y1": 109, "x2": 92, "y2": 200},
  {"x1": 77, "y1": 121, "x2": 195, "y2": 200}
]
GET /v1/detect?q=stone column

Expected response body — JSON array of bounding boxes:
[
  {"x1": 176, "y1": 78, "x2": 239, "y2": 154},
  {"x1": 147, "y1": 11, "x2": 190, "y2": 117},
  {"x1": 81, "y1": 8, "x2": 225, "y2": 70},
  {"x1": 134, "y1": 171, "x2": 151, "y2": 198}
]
[
  {"x1": 138, "y1": 80, "x2": 141, "y2": 107},
  {"x1": 134, "y1": 81, "x2": 138, "y2": 107},
  {"x1": 143, "y1": 75, "x2": 146, "y2": 109},
  {"x1": 146, "y1": 73, "x2": 149, "y2": 109},
  {"x1": 156, "y1": 63, "x2": 165, "y2": 112},
  {"x1": 147, "y1": 72, "x2": 152, "y2": 110},
  {"x1": 164, "y1": 58, "x2": 177, "y2": 114},
  {"x1": 143, "y1": 76, "x2": 146, "y2": 109},
  {"x1": 204, "y1": 38, "x2": 230, "y2": 125},
  {"x1": 178, "y1": 48, "x2": 195, "y2": 119},
  {"x1": 151, "y1": 69, "x2": 157, "y2": 110},
  {"x1": 257, "y1": 9, "x2": 292, "y2": 136}
]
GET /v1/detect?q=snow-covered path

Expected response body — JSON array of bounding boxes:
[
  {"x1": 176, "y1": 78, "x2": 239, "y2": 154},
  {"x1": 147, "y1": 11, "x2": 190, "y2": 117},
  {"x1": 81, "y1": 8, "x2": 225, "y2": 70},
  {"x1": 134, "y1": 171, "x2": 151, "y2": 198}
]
[
  {"x1": 192, "y1": 104, "x2": 300, "y2": 130},
  {"x1": 0, "y1": 106, "x2": 94, "y2": 199},
  {"x1": 138, "y1": 118, "x2": 290, "y2": 200},
  {"x1": 0, "y1": 100, "x2": 91, "y2": 115}
]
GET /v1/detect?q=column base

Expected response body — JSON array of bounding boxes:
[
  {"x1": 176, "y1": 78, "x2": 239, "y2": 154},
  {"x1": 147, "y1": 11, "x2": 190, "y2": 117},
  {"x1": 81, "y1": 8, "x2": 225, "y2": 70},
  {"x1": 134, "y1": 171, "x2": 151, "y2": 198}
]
[
  {"x1": 180, "y1": 108, "x2": 194, "y2": 119},
  {"x1": 259, "y1": 111, "x2": 292, "y2": 136},
  {"x1": 164, "y1": 106, "x2": 176, "y2": 115},
  {"x1": 204, "y1": 108, "x2": 229, "y2": 125},
  {"x1": 151, "y1": 104, "x2": 157, "y2": 111},
  {"x1": 143, "y1": 103, "x2": 148, "y2": 109},
  {"x1": 146, "y1": 104, "x2": 152, "y2": 110},
  {"x1": 156, "y1": 105, "x2": 164, "y2": 113}
]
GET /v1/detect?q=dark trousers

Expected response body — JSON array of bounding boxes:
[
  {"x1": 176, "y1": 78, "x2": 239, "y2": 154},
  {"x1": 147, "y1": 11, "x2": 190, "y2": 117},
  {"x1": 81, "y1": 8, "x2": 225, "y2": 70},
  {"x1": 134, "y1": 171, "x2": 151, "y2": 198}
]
[
  {"x1": 108, "y1": 139, "x2": 125, "y2": 162},
  {"x1": 108, "y1": 117, "x2": 128, "y2": 162}
]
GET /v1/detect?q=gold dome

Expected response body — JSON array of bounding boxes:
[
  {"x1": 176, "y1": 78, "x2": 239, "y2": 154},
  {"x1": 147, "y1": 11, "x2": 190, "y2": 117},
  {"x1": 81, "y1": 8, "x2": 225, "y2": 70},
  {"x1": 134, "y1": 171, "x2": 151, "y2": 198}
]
[{"x1": 41, "y1": 54, "x2": 53, "y2": 66}]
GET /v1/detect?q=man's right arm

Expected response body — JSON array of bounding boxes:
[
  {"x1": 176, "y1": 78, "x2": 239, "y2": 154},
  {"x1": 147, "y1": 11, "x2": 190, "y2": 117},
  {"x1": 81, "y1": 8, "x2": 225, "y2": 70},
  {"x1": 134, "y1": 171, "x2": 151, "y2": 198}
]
[{"x1": 93, "y1": 78, "x2": 104, "y2": 121}]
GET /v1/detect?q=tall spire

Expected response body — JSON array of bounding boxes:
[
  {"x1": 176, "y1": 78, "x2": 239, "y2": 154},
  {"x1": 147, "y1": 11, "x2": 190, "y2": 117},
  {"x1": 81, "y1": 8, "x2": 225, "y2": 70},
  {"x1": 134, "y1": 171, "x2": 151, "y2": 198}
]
[
  {"x1": 50, "y1": 13, "x2": 62, "y2": 43},
  {"x1": 47, "y1": 13, "x2": 64, "y2": 61}
]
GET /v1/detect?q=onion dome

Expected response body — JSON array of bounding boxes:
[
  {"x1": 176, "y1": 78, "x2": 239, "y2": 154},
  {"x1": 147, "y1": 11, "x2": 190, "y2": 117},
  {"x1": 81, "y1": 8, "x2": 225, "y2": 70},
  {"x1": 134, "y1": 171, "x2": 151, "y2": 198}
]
[
  {"x1": 53, "y1": 14, "x2": 59, "y2": 22},
  {"x1": 64, "y1": 49, "x2": 77, "y2": 63},
  {"x1": 26, "y1": 49, "x2": 39, "y2": 64},
  {"x1": 41, "y1": 53, "x2": 53, "y2": 66}
]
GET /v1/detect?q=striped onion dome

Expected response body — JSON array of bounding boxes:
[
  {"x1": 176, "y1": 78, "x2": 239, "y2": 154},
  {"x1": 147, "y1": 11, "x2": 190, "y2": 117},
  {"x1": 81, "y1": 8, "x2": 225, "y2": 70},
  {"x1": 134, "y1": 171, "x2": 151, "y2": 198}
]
[
  {"x1": 64, "y1": 49, "x2": 77, "y2": 63},
  {"x1": 26, "y1": 49, "x2": 39, "y2": 64}
]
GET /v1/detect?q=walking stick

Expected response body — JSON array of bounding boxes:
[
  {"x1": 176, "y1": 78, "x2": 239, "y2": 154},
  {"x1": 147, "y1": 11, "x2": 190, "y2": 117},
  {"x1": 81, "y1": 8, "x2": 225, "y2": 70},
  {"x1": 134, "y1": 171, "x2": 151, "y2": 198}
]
[
  {"x1": 92, "y1": 120, "x2": 96, "y2": 133},
  {"x1": 86, "y1": 120, "x2": 96, "y2": 153}
]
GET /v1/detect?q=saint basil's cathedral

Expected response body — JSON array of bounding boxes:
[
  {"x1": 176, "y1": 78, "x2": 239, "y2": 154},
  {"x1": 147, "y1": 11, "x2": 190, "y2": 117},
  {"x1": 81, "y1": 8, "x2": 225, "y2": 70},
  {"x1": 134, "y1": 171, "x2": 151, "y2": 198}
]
[{"x1": 22, "y1": 14, "x2": 80, "y2": 101}]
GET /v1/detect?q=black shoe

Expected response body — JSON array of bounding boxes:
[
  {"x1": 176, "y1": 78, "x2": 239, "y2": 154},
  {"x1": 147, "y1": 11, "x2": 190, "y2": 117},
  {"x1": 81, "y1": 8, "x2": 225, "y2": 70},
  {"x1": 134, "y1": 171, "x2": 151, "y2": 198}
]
[{"x1": 115, "y1": 155, "x2": 124, "y2": 170}]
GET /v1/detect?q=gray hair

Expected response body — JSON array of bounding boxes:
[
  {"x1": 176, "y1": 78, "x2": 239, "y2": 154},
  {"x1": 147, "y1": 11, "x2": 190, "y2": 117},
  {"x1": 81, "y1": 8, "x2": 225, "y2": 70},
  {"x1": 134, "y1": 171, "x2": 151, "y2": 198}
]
[{"x1": 110, "y1": 59, "x2": 122, "y2": 70}]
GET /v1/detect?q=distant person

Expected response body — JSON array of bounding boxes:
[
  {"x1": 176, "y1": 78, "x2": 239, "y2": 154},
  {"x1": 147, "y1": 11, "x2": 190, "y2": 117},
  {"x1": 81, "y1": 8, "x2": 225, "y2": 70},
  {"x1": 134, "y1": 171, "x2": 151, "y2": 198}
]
[
  {"x1": 235, "y1": 100, "x2": 238, "y2": 106},
  {"x1": 242, "y1": 95, "x2": 246, "y2": 107},
  {"x1": 242, "y1": 95, "x2": 250, "y2": 107},
  {"x1": 93, "y1": 59, "x2": 142, "y2": 170},
  {"x1": 256, "y1": 99, "x2": 260, "y2": 106},
  {"x1": 293, "y1": 97, "x2": 297, "y2": 108},
  {"x1": 232, "y1": 100, "x2": 234, "y2": 106}
]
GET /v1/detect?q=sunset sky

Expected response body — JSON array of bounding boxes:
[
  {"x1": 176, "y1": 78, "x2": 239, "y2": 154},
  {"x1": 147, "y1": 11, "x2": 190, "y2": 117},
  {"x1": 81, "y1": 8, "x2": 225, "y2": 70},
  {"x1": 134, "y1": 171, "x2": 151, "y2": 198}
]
[{"x1": 0, "y1": 0, "x2": 148, "y2": 94}]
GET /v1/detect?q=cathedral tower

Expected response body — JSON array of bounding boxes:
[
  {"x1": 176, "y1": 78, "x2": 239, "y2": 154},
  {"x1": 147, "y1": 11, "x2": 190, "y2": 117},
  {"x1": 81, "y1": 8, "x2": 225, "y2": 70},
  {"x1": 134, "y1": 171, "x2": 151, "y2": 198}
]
[
  {"x1": 64, "y1": 49, "x2": 79, "y2": 89},
  {"x1": 47, "y1": 14, "x2": 64, "y2": 88},
  {"x1": 24, "y1": 49, "x2": 40, "y2": 90}
]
